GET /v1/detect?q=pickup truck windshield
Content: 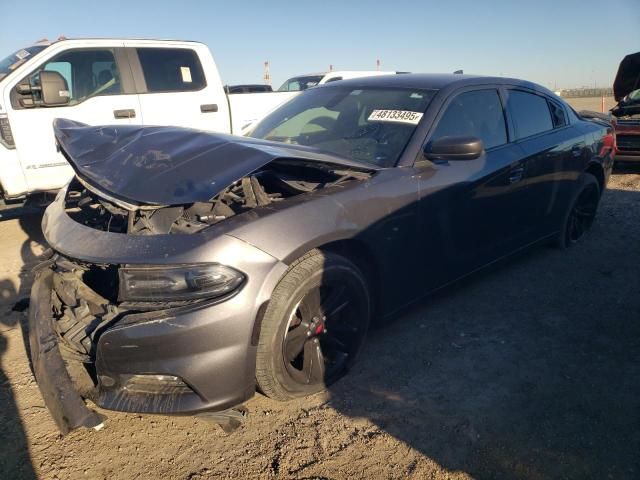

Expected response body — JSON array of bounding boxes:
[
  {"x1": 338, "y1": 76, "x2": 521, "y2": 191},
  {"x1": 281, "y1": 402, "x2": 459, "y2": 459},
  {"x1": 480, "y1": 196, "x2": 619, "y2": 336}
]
[
  {"x1": 0, "y1": 45, "x2": 48, "y2": 81},
  {"x1": 251, "y1": 86, "x2": 436, "y2": 167},
  {"x1": 278, "y1": 75, "x2": 324, "y2": 92}
]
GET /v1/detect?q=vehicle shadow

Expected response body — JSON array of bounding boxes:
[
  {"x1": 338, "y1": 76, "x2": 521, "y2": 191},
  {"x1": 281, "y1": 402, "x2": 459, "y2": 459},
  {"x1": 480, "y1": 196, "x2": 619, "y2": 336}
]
[
  {"x1": 320, "y1": 185, "x2": 640, "y2": 479},
  {"x1": 0, "y1": 212, "x2": 46, "y2": 479}
]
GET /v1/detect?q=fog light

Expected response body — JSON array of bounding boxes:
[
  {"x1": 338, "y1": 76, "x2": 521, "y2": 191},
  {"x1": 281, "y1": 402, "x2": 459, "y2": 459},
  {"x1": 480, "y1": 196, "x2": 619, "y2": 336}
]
[{"x1": 120, "y1": 374, "x2": 192, "y2": 395}]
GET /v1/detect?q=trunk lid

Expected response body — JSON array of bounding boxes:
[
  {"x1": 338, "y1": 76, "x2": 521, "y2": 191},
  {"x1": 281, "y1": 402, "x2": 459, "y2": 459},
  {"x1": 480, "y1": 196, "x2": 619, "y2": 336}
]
[{"x1": 613, "y1": 52, "x2": 640, "y2": 102}]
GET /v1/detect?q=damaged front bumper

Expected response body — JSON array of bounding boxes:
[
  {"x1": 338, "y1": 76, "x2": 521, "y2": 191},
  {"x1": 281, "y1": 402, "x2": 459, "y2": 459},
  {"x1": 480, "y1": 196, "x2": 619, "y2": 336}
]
[
  {"x1": 29, "y1": 267, "x2": 105, "y2": 434},
  {"x1": 29, "y1": 209, "x2": 288, "y2": 433},
  {"x1": 29, "y1": 257, "x2": 268, "y2": 434}
]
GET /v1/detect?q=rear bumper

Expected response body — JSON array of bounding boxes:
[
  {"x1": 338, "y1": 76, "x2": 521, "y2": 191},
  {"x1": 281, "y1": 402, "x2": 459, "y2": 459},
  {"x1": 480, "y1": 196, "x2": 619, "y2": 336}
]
[{"x1": 614, "y1": 152, "x2": 640, "y2": 162}]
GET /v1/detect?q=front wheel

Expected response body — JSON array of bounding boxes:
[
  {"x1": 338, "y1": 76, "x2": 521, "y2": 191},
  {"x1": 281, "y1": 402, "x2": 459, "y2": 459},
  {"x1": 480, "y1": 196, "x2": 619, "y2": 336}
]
[
  {"x1": 256, "y1": 249, "x2": 370, "y2": 401},
  {"x1": 555, "y1": 173, "x2": 600, "y2": 249}
]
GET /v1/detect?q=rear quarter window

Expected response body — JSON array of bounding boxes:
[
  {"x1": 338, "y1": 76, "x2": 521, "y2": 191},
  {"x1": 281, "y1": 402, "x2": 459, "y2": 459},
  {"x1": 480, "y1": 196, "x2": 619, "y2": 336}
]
[
  {"x1": 137, "y1": 48, "x2": 206, "y2": 93},
  {"x1": 548, "y1": 100, "x2": 567, "y2": 128},
  {"x1": 506, "y1": 90, "x2": 553, "y2": 139}
]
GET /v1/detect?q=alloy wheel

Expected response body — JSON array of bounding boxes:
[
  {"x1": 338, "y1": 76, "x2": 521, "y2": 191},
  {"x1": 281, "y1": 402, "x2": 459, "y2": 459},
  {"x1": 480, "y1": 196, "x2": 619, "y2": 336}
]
[
  {"x1": 282, "y1": 283, "x2": 364, "y2": 386},
  {"x1": 566, "y1": 185, "x2": 599, "y2": 244}
]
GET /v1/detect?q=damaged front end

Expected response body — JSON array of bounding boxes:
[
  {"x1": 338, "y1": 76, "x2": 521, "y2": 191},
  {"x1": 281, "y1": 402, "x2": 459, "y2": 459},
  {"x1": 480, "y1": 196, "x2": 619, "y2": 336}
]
[
  {"x1": 64, "y1": 159, "x2": 370, "y2": 235},
  {"x1": 30, "y1": 249, "x2": 259, "y2": 434},
  {"x1": 29, "y1": 254, "x2": 199, "y2": 433},
  {"x1": 29, "y1": 119, "x2": 375, "y2": 434}
]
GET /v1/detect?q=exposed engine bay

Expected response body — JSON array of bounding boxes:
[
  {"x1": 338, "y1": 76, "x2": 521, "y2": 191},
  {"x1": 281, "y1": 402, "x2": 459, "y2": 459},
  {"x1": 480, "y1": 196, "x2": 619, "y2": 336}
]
[{"x1": 64, "y1": 160, "x2": 372, "y2": 235}]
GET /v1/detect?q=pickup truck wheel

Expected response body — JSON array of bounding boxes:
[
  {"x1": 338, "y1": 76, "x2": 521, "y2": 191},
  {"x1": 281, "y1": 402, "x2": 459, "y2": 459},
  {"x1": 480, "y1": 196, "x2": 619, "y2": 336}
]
[
  {"x1": 555, "y1": 173, "x2": 600, "y2": 249},
  {"x1": 256, "y1": 249, "x2": 370, "y2": 401}
]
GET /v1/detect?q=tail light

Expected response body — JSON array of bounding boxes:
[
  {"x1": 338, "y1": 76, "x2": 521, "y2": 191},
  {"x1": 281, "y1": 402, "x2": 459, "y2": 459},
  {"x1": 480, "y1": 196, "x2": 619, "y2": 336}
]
[{"x1": 0, "y1": 114, "x2": 16, "y2": 149}]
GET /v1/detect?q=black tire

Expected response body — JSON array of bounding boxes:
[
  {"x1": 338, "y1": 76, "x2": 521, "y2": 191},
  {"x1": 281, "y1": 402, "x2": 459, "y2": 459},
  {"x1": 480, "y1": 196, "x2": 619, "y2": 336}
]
[
  {"x1": 555, "y1": 173, "x2": 600, "y2": 249},
  {"x1": 256, "y1": 249, "x2": 370, "y2": 401}
]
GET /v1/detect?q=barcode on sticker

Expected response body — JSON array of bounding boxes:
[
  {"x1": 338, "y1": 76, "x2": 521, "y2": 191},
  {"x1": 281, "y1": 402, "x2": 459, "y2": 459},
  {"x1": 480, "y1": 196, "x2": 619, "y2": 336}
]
[{"x1": 368, "y1": 110, "x2": 423, "y2": 125}]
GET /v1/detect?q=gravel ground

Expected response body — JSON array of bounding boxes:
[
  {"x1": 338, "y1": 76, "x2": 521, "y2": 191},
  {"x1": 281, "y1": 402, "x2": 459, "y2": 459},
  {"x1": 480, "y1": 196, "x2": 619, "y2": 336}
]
[{"x1": 0, "y1": 168, "x2": 638, "y2": 480}]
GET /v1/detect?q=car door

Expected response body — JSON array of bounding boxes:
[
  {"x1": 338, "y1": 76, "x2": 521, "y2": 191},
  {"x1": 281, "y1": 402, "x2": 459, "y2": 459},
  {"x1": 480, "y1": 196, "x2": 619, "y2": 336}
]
[
  {"x1": 8, "y1": 45, "x2": 140, "y2": 193},
  {"x1": 124, "y1": 42, "x2": 231, "y2": 133},
  {"x1": 503, "y1": 88, "x2": 572, "y2": 238},
  {"x1": 416, "y1": 87, "x2": 530, "y2": 284}
]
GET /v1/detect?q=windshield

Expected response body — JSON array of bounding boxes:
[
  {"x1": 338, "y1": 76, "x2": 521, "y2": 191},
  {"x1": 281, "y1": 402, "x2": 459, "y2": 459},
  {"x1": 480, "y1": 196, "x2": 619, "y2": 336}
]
[
  {"x1": 278, "y1": 75, "x2": 324, "y2": 92},
  {"x1": 0, "y1": 45, "x2": 48, "y2": 81},
  {"x1": 250, "y1": 86, "x2": 436, "y2": 167}
]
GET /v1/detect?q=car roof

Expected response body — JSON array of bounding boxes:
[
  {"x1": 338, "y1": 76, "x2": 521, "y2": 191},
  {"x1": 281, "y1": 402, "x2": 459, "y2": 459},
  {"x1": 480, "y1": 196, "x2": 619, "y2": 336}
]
[{"x1": 322, "y1": 73, "x2": 553, "y2": 95}]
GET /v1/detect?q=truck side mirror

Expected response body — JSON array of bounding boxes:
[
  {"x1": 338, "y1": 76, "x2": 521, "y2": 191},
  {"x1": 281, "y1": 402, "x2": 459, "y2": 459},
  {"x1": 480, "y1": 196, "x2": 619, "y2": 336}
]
[{"x1": 39, "y1": 71, "x2": 70, "y2": 107}]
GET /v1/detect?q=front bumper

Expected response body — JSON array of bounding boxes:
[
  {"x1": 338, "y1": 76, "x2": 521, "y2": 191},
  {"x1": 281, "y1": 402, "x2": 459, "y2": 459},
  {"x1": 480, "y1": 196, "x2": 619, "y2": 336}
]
[
  {"x1": 29, "y1": 256, "x2": 279, "y2": 433},
  {"x1": 29, "y1": 257, "x2": 272, "y2": 434},
  {"x1": 29, "y1": 268, "x2": 104, "y2": 434},
  {"x1": 29, "y1": 190, "x2": 288, "y2": 433}
]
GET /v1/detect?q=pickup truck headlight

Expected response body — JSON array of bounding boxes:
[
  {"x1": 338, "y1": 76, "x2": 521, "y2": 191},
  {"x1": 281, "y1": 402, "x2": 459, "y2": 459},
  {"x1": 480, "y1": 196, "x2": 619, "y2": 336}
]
[{"x1": 118, "y1": 264, "x2": 245, "y2": 302}]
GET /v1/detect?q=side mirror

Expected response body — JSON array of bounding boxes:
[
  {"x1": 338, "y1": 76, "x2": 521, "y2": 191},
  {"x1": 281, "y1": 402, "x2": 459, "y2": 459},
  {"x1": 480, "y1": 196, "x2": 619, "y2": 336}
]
[
  {"x1": 39, "y1": 71, "x2": 70, "y2": 106},
  {"x1": 423, "y1": 136, "x2": 484, "y2": 161}
]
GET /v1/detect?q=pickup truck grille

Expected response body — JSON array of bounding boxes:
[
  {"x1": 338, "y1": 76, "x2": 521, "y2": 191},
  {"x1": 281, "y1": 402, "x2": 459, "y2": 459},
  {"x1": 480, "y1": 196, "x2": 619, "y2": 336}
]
[{"x1": 616, "y1": 135, "x2": 640, "y2": 152}]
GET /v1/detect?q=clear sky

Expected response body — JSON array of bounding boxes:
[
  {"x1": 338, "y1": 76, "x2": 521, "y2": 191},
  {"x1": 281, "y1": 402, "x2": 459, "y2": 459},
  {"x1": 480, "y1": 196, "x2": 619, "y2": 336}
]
[{"x1": 1, "y1": 0, "x2": 638, "y2": 90}]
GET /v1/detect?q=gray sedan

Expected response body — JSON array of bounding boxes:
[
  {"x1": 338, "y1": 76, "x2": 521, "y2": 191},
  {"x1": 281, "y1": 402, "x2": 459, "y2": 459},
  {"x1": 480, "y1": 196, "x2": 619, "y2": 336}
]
[{"x1": 29, "y1": 74, "x2": 614, "y2": 433}]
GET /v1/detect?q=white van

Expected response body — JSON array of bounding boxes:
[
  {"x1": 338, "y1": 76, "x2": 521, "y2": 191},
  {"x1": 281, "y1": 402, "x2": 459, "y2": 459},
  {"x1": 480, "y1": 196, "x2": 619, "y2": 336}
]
[
  {"x1": 0, "y1": 38, "x2": 297, "y2": 201},
  {"x1": 277, "y1": 70, "x2": 400, "y2": 92}
]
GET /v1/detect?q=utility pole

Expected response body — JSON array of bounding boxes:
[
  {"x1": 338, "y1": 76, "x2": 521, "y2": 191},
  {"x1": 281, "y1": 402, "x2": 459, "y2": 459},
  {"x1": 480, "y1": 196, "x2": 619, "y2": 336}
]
[{"x1": 263, "y1": 61, "x2": 271, "y2": 86}]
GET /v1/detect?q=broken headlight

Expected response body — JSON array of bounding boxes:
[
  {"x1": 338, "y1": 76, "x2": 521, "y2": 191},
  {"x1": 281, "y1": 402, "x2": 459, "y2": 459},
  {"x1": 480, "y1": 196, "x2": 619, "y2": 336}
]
[{"x1": 118, "y1": 264, "x2": 245, "y2": 302}]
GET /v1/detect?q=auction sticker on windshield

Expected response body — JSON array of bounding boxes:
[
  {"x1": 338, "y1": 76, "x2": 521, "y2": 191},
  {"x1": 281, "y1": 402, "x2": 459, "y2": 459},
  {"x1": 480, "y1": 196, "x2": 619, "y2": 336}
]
[{"x1": 368, "y1": 110, "x2": 423, "y2": 125}]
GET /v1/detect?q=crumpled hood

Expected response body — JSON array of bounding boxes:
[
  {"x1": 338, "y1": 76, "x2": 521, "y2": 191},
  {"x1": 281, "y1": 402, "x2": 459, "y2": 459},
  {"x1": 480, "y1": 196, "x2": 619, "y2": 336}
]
[
  {"x1": 613, "y1": 52, "x2": 640, "y2": 102},
  {"x1": 53, "y1": 118, "x2": 376, "y2": 206}
]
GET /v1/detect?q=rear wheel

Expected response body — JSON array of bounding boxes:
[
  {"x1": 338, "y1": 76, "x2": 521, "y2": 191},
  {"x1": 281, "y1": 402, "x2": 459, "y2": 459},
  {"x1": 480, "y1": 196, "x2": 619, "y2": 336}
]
[
  {"x1": 556, "y1": 173, "x2": 600, "y2": 248},
  {"x1": 256, "y1": 249, "x2": 370, "y2": 401}
]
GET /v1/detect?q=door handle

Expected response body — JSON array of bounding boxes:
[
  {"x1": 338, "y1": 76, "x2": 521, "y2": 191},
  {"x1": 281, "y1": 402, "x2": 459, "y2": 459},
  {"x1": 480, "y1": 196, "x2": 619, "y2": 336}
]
[
  {"x1": 114, "y1": 109, "x2": 136, "y2": 119},
  {"x1": 508, "y1": 166, "x2": 525, "y2": 184},
  {"x1": 200, "y1": 104, "x2": 218, "y2": 113}
]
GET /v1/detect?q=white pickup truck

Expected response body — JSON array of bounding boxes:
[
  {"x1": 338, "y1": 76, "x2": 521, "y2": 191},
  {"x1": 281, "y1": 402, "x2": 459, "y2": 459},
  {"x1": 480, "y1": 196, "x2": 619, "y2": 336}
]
[{"x1": 0, "y1": 38, "x2": 297, "y2": 201}]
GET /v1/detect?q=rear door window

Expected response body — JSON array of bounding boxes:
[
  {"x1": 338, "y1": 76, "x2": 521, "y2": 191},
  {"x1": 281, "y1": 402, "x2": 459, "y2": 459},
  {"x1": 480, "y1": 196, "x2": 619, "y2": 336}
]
[
  {"x1": 137, "y1": 48, "x2": 206, "y2": 92},
  {"x1": 430, "y1": 89, "x2": 507, "y2": 149},
  {"x1": 506, "y1": 90, "x2": 553, "y2": 139}
]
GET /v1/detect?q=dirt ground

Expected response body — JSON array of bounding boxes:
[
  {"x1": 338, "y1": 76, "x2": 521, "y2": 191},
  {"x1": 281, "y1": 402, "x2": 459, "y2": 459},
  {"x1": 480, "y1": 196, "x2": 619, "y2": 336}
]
[{"x1": 1, "y1": 168, "x2": 639, "y2": 480}]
